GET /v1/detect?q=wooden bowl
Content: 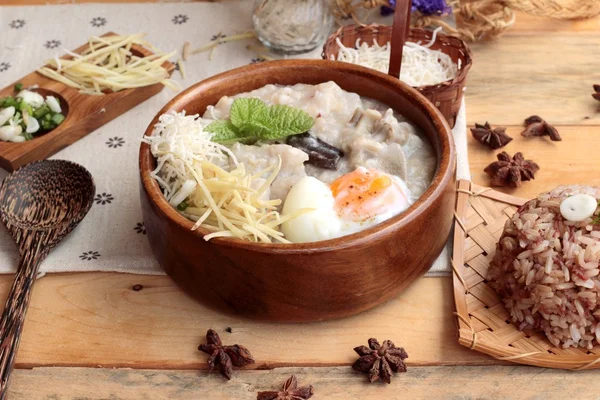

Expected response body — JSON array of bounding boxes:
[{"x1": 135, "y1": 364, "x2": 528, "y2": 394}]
[{"x1": 139, "y1": 59, "x2": 457, "y2": 322}]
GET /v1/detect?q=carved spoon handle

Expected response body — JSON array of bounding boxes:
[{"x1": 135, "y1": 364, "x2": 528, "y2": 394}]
[{"x1": 0, "y1": 248, "x2": 44, "y2": 399}]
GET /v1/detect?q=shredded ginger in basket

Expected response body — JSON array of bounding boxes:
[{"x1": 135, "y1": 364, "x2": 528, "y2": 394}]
[
  {"x1": 143, "y1": 111, "x2": 302, "y2": 243},
  {"x1": 332, "y1": 28, "x2": 458, "y2": 87}
]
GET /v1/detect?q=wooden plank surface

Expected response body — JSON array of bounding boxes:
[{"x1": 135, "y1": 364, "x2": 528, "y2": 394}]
[
  {"x1": 8, "y1": 365, "x2": 600, "y2": 400},
  {"x1": 465, "y1": 33, "x2": 600, "y2": 126},
  {"x1": 0, "y1": 273, "x2": 495, "y2": 369},
  {"x1": 468, "y1": 126, "x2": 600, "y2": 199},
  {"x1": 2, "y1": 0, "x2": 600, "y2": 397},
  {"x1": 0, "y1": 0, "x2": 597, "y2": 368},
  {"x1": 507, "y1": 11, "x2": 600, "y2": 34}
]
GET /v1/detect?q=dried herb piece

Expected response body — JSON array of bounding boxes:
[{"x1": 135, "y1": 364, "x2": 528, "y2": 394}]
[
  {"x1": 470, "y1": 122, "x2": 513, "y2": 149},
  {"x1": 257, "y1": 375, "x2": 314, "y2": 400},
  {"x1": 198, "y1": 329, "x2": 255, "y2": 380},
  {"x1": 352, "y1": 338, "x2": 408, "y2": 384},
  {"x1": 521, "y1": 115, "x2": 561, "y2": 141},
  {"x1": 592, "y1": 84, "x2": 600, "y2": 101},
  {"x1": 484, "y1": 151, "x2": 540, "y2": 188},
  {"x1": 286, "y1": 132, "x2": 344, "y2": 170},
  {"x1": 593, "y1": 200, "x2": 600, "y2": 225}
]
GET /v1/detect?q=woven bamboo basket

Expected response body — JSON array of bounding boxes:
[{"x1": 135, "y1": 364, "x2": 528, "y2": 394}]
[
  {"x1": 322, "y1": 24, "x2": 472, "y2": 128},
  {"x1": 453, "y1": 180, "x2": 600, "y2": 370}
]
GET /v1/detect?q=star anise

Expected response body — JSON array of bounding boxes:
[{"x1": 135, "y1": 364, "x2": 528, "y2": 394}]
[
  {"x1": 592, "y1": 84, "x2": 600, "y2": 101},
  {"x1": 352, "y1": 338, "x2": 408, "y2": 384},
  {"x1": 257, "y1": 375, "x2": 314, "y2": 400},
  {"x1": 484, "y1": 151, "x2": 540, "y2": 188},
  {"x1": 198, "y1": 329, "x2": 255, "y2": 380},
  {"x1": 470, "y1": 122, "x2": 513, "y2": 149},
  {"x1": 521, "y1": 115, "x2": 561, "y2": 141}
]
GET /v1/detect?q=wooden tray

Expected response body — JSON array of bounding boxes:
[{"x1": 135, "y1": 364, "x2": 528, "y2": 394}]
[
  {"x1": 452, "y1": 179, "x2": 600, "y2": 370},
  {"x1": 0, "y1": 32, "x2": 174, "y2": 172}
]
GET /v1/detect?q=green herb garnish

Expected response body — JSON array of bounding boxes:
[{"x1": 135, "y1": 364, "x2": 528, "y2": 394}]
[
  {"x1": 14, "y1": 83, "x2": 23, "y2": 92},
  {"x1": 1, "y1": 96, "x2": 18, "y2": 109},
  {"x1": 17, "y1": 99, "x2": 32, "y2": 115},
  {"x1": 205, "y1": 98, "x2": 314, "y2": 144},
  {"x1": 177, "y1": 201, "x2": 189, "y2": 211},
  {"x1": 33, "y1": 104, "x2": 50, "y2": 119},
  {"x1": 51, "y1": 113, "x2": 65, "y2": 125},
  {"x1": 593, "y1": 200, "x2": 600, "y2": 225}
]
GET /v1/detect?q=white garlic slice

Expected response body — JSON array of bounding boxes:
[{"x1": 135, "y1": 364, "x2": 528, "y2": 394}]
[
  {"x1": 16, "y1": 90, "x2": 45, "y2": 108},
  {"x1": 560, "y1": 194, "x2": 598, "y2": 222},
  {"x1": 45, "y1": 96, "x2": 61, "y2": 113},
  {"x1": 0, "y1": 106, "x2": 15, "y2": 126},
  {"x1": 25, "y1": 115, "x2": 40, "y2": 134},
  {"x1": 9, "y1": 135, "x2": 25, "y2": 143},
  {"x1": 0, "y1": 125, "x2": 21, "y2": 141},
  {"x1": 21, "y1": 109, "x2": 29, "y2": 125}
]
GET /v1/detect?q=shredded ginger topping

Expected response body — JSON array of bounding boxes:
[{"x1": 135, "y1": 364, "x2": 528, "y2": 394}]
[
  {"x1": 144, "y1": 111, "x2": 300, "y2": 243},
  {"x1": 332, "y1": 28, "x2": 458, "y2": 87}
]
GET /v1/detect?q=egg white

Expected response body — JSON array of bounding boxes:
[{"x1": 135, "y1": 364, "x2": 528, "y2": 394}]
[
  {"x1": 281, "y1": 177, "x2": 341, "y2": 243},
  {"x1": 281, "y1": 174, "x2": 412, "y2": 243}
]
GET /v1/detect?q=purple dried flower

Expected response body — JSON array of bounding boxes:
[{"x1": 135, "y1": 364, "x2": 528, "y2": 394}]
[
  {"x1": 380, "y1": 0, "x2": 396, "y2": 16},
  {"x1": 381, "y1": 0, "x2": 452, "y2": 17},
  {"x1": 413, "y1": 0, "x2": 452, "y2": 15}
]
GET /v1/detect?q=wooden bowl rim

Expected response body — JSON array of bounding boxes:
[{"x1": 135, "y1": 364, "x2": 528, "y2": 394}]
[{"x1": 139, "y1": 59, "x2": 456, "y2": 253}]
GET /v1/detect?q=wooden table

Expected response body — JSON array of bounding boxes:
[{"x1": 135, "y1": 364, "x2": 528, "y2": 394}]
[{"x1": 2, "y1": 1, "x2": 600, "y2": 399}]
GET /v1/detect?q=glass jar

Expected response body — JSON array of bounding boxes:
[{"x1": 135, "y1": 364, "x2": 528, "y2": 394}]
[{"x1": 252, "y1": 0, "x2": 334, "y2": 55}]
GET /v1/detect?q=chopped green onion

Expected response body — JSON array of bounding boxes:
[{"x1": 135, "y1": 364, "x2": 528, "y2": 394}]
[
  {"x1": 177, "y1": 201, "x2": 189, "y2": 211},
  {"x1": 1, "y1": 97, "x2": 17, "y2": 108},
  {"x1": 51, "y1": 113, "x2": 65, "y2": 125},
  {"x1": 41, "y1": 120, "x2": 56, "y2": 131},
  {"x1": 23, "y1": 131, "x2": 33, "y2": 141},
  {"x1": 17, "y1": 99, "x2": 32, "y2": 115},
  {"x1": 33, "y1": 105, "x2": 50, "y2": 119},
  {"x1": 43, "y1": 113, "x2": 52, "y2": 121},
  {"x1": 14, "y1": 83, "x2": 23, "y2": 92}
]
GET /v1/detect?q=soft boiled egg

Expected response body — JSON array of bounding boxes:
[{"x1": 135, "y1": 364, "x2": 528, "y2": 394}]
[{"x1": 281, "y1": 167, "x2": 412, "y2": 243}]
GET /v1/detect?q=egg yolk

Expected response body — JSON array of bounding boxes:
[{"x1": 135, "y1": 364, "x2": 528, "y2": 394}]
[{"x1": 330, "y1": 168, "x2": 407, "y2": 222}]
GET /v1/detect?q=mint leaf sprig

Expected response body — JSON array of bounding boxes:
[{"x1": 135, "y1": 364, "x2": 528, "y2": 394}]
[{"x1": 205, "y1": 98, "x2": 314, "y2": 144}]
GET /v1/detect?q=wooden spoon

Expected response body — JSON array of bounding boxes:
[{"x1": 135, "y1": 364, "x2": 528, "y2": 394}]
[
  {"x1": 0, "y1": 160, "x2": 95, "y2": 398},
  {"x1": 388, "y1": 0, "x2": 414, "y2": 79}
]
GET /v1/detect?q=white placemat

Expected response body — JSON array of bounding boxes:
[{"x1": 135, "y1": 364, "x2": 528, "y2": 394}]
[{"x1": 0, "y1": 2, "x2": 469, "y2": 276}]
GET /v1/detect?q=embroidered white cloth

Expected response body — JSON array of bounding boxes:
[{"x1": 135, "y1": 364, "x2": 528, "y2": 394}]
[{"x1": 0, "y1": 1, "x2": 469, "y2": 276}]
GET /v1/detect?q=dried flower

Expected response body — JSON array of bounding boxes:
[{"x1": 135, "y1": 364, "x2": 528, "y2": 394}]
[
  {"x1": 257, "y1": 375, "x2": 314, "y2": 400},
  {"x1": 521, "y1": 115, "x2": 561, "y2": 141},
  {"x1": 484, "y1": 151, "x2": 540, "y2": 188},
  {"x1": 381, "y1": 0, "x2": 396, "y2": 16},
  {"x1": 198, "y1": 329, "x2": 254, "y2": 380},
  {"x1": 470, "y1": 122, "x2": 513, "y2": 149},
  {"x1": 381, "y1": 0, "x2": 452, "y2": 16},
  {"x1": 413, "y1": 0, "x2": 452, "y2": 15},
  {"x1": 593, "y1": 84, "x2": 600, "y2": 102},
  {"x1": 352, "y1": 338, "x2": 408, "y2": 384}
]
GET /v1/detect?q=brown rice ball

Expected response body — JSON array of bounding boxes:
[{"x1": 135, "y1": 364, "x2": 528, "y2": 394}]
[{"x1": 488, "y1": 185, "x2": 600, "y2": 349}]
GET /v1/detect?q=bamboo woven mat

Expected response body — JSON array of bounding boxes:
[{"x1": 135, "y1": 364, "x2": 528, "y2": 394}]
[{"x1": 452, "y1": 179, "x2": 600, "y2": 370}]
